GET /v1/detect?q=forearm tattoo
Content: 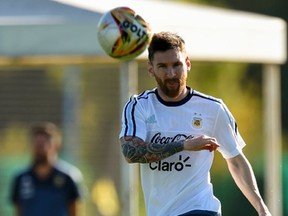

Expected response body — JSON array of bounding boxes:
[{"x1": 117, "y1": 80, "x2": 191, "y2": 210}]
[{"x1": 120, "y1": 136, "x2": 184, "y2": 163}]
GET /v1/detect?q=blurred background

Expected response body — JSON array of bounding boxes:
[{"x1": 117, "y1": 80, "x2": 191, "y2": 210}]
[{"x1": 0, "y1": 0, "x2": 287, "y2": 216}]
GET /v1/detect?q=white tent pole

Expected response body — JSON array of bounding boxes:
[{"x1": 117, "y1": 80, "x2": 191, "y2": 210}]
[
  {"x1": 263, "y1": 64, "x2": 282, "y2": 216},
  {"x1": 120, "y1": 61, "x2": 140, "y2": 216},
  {"x1": 62, "y1": 65, "x2": 81, "y2": 163}
]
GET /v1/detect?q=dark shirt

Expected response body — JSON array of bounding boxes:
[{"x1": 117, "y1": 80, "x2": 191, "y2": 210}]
[{"x1": 10, "y1": 160, "x2": 82, "y2": 216}]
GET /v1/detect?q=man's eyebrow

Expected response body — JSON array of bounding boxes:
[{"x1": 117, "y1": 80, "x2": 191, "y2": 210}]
[{"x1": 156, "y1": 63, "x2": 166, "y2": 66}]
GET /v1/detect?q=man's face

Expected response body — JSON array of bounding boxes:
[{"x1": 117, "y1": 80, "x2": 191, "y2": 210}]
[
  {"x1": 148, "y1": 48, "x2": 191, "y2": 99},
  {"x1": 31, "y1": 133, "x2": 56, "y2": 165}
]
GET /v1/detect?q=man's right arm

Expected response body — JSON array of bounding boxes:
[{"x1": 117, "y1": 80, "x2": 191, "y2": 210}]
[
  {"x1": 120, "y1": 136, "x2": 184, "y2": 163},
  {"x1": 14, "y1": 203, "x2": 21, "y2": 216},
  {"x1": 10, "y1": 176, "x2": 21, "y2": 216},
  {"x1": 120, "y1": 135, "x2": 219, "y2": 163}
]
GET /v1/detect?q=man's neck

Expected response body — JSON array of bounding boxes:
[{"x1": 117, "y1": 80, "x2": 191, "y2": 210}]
[
  {"x1": 33, "y1": 158, "x2": 56, "y2": 179},
  {"x1": 157, "y1": 86, "x2": 188, "y2": 102}
]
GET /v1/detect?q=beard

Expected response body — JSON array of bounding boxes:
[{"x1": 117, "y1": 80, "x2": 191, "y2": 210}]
[
  {"x1": 32, "y1": 154, "x2": 49, "y2": 166},
  {"x1": 155, "y1": 75, "x2": 185, "y2": 98}
]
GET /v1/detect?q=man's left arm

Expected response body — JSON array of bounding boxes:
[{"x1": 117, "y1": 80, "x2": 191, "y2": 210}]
[
  {"x1": 68, "y1": 200, "x2": 84, "y2": 216},
  {"x1": 226, "y1": 153, "x2": 271, "y2": 216},
  {"x1": 66, "y1": 167, "x2": 87, "y2": 216},
  {"x1": 68, "y1": 201, "x2": 77, "y2": 216}
]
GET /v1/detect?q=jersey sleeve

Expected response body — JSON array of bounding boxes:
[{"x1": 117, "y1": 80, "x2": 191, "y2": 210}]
[
  {"x1": 119, "y1": 95, "x2": 147, "y2": 140},
  {"x1": 213, "y1": 101, "x2": 246, "y2": 159},
  {"x1": 67, "y1": 176, "x2": 82, "y2": 201},
  {"x1": 56, "y1": 160, "x2": 87, "y2": 200}
]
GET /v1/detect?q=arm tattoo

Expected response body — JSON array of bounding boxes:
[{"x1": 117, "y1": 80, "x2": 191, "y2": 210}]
[{"x1": 120, "y1": 136, "x2": 184, "y2": 163}]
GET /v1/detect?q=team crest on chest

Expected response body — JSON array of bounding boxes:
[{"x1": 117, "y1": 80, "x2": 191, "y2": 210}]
[
  {"x1": 54, "y1": 175, "x2": 65, "y2": 188},
  {"x1": 192, "y1": 117, "x2": 202, "y2": 129}
]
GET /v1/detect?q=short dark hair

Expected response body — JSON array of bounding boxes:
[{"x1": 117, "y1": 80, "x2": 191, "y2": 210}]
[
  {"x1": 30, "y1": 122, "x2": 62, "y2": 147},
  {"x1": 148, "y1": 32, "x2": 186, "y2": 62}
]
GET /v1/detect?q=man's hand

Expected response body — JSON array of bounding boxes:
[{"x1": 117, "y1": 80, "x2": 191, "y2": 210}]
[{"x1": 183, "y1": 135, "x2": 219, "y2": 152}]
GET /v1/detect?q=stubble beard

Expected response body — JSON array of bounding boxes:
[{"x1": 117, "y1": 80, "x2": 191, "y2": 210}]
[
  {"x1": 155, "y1": 76, "x2": 185, "y2": 98},
  {"x1": 32, "y1": 154, "x2": 50, "y2": 167}
]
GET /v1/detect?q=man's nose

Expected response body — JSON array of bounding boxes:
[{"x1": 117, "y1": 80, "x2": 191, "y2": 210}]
[{"x1": 166, "y1": 67, "x2": 176, "y2": 78}]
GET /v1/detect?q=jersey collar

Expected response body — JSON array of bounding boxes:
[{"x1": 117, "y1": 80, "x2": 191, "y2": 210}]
[{"x1": 155, "y1": 86, "x2": 193, "y2": 106}]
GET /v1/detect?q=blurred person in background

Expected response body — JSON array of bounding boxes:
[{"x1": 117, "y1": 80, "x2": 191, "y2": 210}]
[
  {"x1": 119, "y1": 32, "x2": 271, "y2": 216},
  {"x1": 10, "y1": 122, "x2": 85, "y2": 216}
]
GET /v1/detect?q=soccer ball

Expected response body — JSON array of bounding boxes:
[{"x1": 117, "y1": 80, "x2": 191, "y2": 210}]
[{"x1": 97, "y1": 7, "x2": 152, "y2": 61}]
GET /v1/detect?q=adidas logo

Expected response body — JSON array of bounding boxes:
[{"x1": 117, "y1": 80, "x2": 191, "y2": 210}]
[{"x1": 146, "y1": 114, "x2": 157, "y2": 124}]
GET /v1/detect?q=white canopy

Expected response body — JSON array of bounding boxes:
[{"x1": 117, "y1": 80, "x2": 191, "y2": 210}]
[
  {"x1": 55, "y1": 0, "x2": 287, "y2": 64},
  {"x1": 0, "y1": 0, "x2": 286, "y2": 63}
]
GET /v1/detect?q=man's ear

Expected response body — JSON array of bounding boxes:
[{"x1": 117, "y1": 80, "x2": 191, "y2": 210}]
[
  {"x1": 186, "y1": 56, "x2": 191, "y2": 71},
  {"x1": 147, "y1": 62, "x2": 155, "y2": 77}
]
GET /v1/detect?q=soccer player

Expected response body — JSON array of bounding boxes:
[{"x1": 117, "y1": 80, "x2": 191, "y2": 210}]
[
  {"x1": 119, "y1": 32, "x2": 271, "y2": 216},
  {"x1": 10, "y1": 122, "x2": 85, "y2": 216}
]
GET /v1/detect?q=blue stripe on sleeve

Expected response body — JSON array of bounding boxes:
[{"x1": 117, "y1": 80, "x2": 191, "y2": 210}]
[{"x1": 124, "y1": 96, "x2": 137, "y2": 137}]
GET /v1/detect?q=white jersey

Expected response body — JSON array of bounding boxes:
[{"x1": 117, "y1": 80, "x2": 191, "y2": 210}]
[{"x1": 119, "y1": 87, "x2": 246, "y2": 216}]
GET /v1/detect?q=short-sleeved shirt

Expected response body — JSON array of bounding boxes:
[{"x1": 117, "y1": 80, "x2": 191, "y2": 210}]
[
  {"x1": 119, "y1": 87, "x2": 246, "y2": 216},
  {"x1": 10, "y1": 160, "x2": 83, "y2": 216}
]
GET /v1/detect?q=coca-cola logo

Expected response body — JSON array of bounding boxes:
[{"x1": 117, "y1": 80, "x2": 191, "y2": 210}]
[{"x1": 151, "y1": 132, "x2": 194, "y2": 144}]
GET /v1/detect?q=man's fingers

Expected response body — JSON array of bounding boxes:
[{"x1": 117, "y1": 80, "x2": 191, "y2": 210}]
[
  {"x1": 184, "y1": 135, "x2": 220, "y2": 152},
  {"x1": 202, "y1": 143, "x2": 219, "y2": 152}
]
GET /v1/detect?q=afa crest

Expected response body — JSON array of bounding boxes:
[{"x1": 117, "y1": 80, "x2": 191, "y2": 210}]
[
  {"x1": 54, "y1": 175, "x2": 65, "y2": 188},
  {"x1": 192, "y1": 117, "x2": 202, "y2": 129}
]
